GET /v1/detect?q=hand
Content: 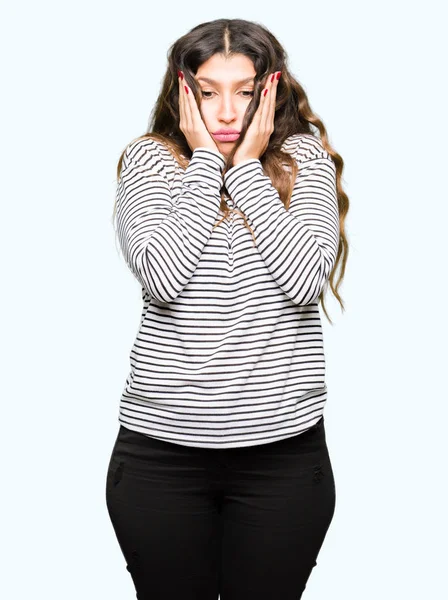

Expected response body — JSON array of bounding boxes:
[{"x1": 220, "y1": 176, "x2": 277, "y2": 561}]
[
  {"x1": 178, "y1": 70, "x2": 221, "y2": 154},
  {"x1": 232, "y1": 71, "x2": 281, "y2": 166}
]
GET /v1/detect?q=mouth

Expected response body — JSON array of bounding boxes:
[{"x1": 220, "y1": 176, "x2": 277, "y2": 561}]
[{"x1": 212, "y1": 131, "x2": 240, "y2": 142}]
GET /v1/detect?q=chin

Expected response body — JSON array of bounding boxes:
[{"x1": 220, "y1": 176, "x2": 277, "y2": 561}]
[{"x1": 217, "y1": 141, "x2": 235, "y2": 153}]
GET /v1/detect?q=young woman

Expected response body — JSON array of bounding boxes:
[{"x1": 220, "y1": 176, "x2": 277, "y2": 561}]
[{"x1": 106, "y1": 17, "x2": 349, "y2": 600}]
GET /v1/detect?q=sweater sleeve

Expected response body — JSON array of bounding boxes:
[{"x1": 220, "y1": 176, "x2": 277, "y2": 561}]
[
  {"x1": 223, "y1": 135, "x2": 339, "y2": 306},
  {"x1": 116, "y1": 139, "x2": 226, "y2": 303}
]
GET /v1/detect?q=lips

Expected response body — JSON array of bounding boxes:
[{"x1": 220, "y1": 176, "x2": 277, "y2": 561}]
[
  {"x1": 212, "y1": 130, "x2": 240, "y2": 142},
  {"x1": 213, "y1": 129, "x2": 240, "y2": 135}
]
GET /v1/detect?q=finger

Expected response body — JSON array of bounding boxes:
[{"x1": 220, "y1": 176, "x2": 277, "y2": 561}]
[
  {"x1": 178, "y1": 71, "x2": 186, "y2": 127},
  {"x1": 252, "y1": 74, "x2": 270, "y2": 126},
  {"x1": 182, "y1": 80, "x2": 194, "y2": 132},
  {"x1": 267, "y1": 71, "x2": 279, "y2": 129},
  {"x1": 188, "y1": 79, "x2": 203, "y2": 121},
  {"x1": 186, "y1": 79, "x2": 209, "y2": 137},
  {"x1": 261, "y1": 72, "x2": 277, "y2": 130},
  {"x1": 179, "y1": 72, "x2": 194, "y2": 123}
]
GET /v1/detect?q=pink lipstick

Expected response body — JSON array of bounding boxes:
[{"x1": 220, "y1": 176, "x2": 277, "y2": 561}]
[{"x1": 212, "y1": 129, "x2": 240, "y2": 142}]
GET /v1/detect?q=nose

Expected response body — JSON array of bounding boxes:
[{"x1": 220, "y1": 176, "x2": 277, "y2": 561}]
[{"x1": 217, "y1": 93, "x2": 238, "y2": 122}]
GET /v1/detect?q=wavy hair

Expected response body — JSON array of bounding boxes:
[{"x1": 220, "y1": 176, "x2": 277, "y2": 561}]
[{"x1": 112, "y1": 18, "x2": 349, "y2": 324}]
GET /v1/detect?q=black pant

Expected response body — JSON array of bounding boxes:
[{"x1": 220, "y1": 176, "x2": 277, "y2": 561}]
[{"x1": 105, "y1": 416, "x2": 336, "y2": 599}]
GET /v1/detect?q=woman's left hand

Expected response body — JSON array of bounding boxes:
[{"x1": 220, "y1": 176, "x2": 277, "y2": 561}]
[{"x1": 232, "y1": 71, "x2": 281, "y2": 166}]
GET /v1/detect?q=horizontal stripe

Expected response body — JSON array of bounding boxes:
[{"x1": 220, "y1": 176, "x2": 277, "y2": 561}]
[{"x1": 115, "y1": 133, "x2": 339, "y2": 448}]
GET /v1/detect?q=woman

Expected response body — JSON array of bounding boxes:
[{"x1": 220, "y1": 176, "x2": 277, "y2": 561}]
[{"x1": 106, "y1": 17, "x2": 349, "y2": 600}]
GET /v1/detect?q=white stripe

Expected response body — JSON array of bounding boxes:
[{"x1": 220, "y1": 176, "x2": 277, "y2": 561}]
[{"x1": 115, "y1": 133, "x2": 339, "y2": 448}]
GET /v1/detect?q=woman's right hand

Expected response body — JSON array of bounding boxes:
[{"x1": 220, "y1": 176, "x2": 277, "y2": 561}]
[{"x1": 178, "y1": 71, "x2": 221, "y2": 154}]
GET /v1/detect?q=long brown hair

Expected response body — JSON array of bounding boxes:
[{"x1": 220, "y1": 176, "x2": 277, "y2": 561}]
[{"x1": 112, "y1": 18, "x2": 349, "y2": 324}]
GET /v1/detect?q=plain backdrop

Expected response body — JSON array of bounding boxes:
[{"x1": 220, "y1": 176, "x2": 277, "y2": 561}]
[{"x1": 1, "y1": 1, "x2": 447, "y2": 598}]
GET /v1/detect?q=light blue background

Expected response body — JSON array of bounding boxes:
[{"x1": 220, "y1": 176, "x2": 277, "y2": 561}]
[{"x1": 1, "y1": 0, "x2": 447, "y2": 598}]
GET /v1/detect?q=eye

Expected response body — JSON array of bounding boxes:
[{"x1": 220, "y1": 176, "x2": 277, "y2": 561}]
[{"x1": 200, "y1": 90, "x2": 255, "y2": 100}]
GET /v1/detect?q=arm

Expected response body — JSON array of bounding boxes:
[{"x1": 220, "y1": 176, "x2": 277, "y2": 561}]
[
  {"x1": 116, "y1": 139, "x2": 226, "y2": 302},
  {"x1": 223, "y1": 138, "x2": 339, "y2": 305}
]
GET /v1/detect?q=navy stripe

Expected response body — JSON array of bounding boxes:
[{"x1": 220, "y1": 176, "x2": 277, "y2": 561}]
[{"x1": 115, "y1": 133, "x2": 339, "y2": 448}]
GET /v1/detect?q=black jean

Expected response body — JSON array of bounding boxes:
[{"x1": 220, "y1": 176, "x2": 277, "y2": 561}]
[{"x1": 105, "y1": 416, "x2": 336, "y2": 599}]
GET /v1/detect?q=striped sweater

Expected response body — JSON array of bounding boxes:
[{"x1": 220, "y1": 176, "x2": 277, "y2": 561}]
[{"x1": 115, "y1": 132, "x2": 339, "y2": 448}]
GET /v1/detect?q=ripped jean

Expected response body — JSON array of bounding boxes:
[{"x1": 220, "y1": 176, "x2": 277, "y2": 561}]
[{"x1": 105, "y1": 415, "x2": 336, "y2": 600}]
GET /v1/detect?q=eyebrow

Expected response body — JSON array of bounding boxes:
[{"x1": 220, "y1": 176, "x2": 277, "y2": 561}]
[{"x1": 196, "y1": 76, "x2": 255, "y2": 85}]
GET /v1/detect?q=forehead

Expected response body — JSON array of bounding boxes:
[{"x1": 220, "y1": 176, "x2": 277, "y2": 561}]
[
  {"x1": 195, "y1": 54, "x2": 256, "y2": 84},
  {"x1": 196, "y1": 76, "x2": 255, "y2": 85}
]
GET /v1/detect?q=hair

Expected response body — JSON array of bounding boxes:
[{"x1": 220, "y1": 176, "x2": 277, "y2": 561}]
[{"x1": 112, "y1": 18, "x2": 349, "y2": 324}]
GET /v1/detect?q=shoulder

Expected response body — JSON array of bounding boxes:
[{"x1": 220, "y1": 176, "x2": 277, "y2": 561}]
[
  {"x1": 122, "y1": 136, "x2": 174, "y2": 173},
  {"x1": 281, "y1": 133, "x2": 331, "y2": 164}
]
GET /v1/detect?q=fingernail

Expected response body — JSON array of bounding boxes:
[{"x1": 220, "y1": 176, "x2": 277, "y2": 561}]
[
  {"x1": 270, "y1": 73, "x2": 275, "y2": 82},
  {"x1": 263, "y1": 88, "x2": 268, "y2": 97},
  {"x1": 276, "y1": 71, "x2": 282, "y2": 80},
  {"x1": 178, "y1": 70, "x2": 184, "y2": 80},
  {"x1": 184, "y1": 85, "x2": 189, "y2": 94}
]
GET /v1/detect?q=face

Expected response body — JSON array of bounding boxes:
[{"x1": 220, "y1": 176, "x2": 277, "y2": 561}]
[{"x1": 194, "y1": 53, "x2": 256, "y2": 157}]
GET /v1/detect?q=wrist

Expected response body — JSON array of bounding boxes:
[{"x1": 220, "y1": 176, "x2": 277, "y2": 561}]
[{"x1": 232, "y1": 155, "x2": 258, "y2": 167}]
